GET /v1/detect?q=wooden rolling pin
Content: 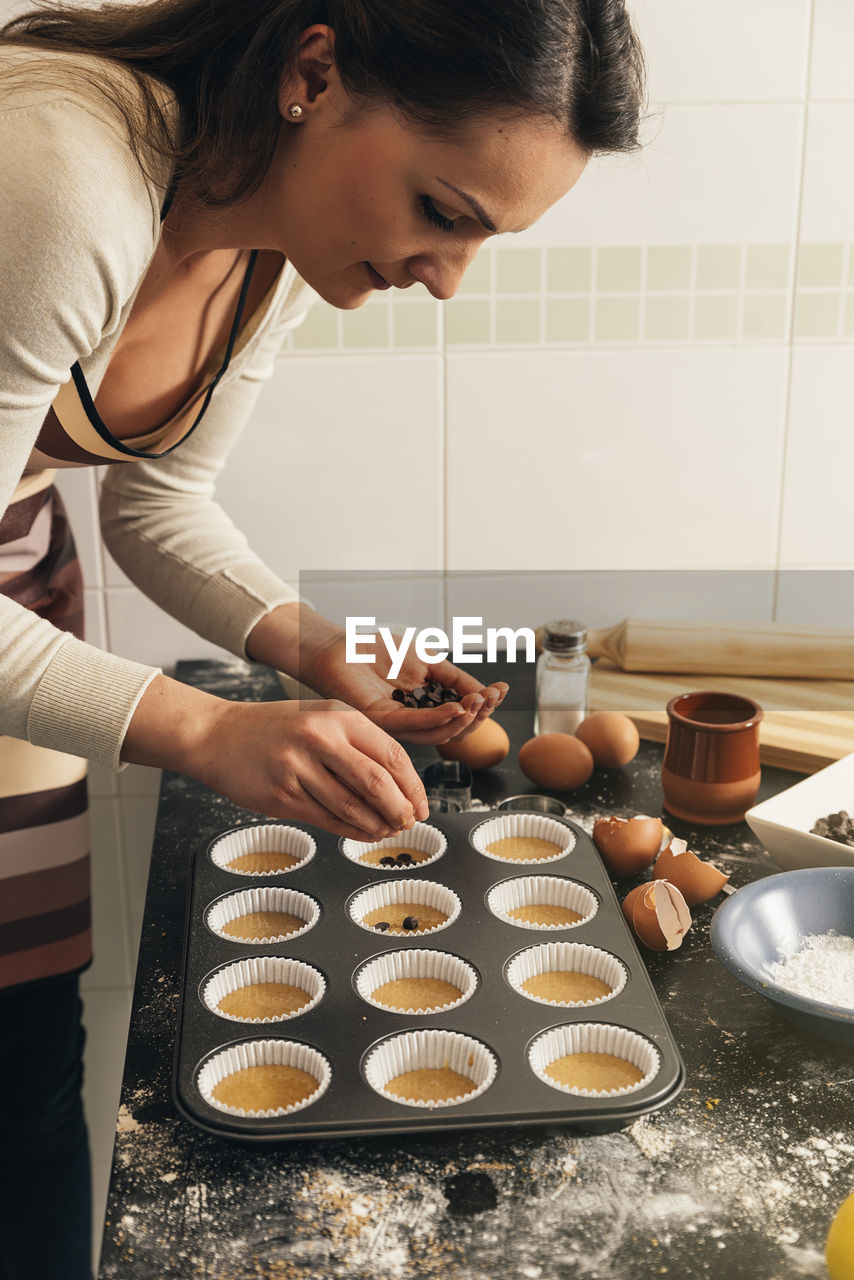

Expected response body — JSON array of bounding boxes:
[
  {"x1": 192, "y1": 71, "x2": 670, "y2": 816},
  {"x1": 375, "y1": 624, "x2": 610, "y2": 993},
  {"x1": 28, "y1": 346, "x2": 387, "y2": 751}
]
[{"x1": 534, "y1": 618, "x2": 854, "y2": 679}]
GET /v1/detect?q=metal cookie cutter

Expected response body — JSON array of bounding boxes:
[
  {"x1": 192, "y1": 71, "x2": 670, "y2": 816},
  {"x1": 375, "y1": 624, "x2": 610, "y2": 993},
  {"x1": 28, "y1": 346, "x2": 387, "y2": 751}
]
[
  {"x1": 497, "y1": 794, "x2": 568, "y2": 817},
  {"x1": 419, "y1": 760, "x2": 473, "y2": 813}
]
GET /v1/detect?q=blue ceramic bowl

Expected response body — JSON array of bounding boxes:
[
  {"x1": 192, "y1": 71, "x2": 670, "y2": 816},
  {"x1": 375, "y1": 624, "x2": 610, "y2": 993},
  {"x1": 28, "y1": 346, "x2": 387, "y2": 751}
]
[{"x1": 710, "y1": 867, "x2": 854, "y2": 1047}]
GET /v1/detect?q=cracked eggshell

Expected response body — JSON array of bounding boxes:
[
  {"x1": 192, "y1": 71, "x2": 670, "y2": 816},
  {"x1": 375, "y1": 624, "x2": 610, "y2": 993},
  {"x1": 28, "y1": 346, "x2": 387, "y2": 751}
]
[
  {"x1": 652, "y1": 838, "x2": 730, "y2": 906},
  {"x1": 592, "y1": 815, "x2": 663, "y2": 877},
  {"x1": 622, "y1": 880, "x2": 692, "y2": 951}
]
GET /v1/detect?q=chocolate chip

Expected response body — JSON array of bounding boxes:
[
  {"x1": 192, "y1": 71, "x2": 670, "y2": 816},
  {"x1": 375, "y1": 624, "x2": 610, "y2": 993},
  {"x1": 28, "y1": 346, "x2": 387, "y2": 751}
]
[
  {"x1": 392, "y1": 680, "x2": 463, "y2": 710},
  {"x1": 811, "y1": 810, "x2": 854, "y2": 846},
  {"x1": 374, "y1": 921, "x2": 391, "y2": 932},
  {"x1": 395, "y1": 853, "x2": 413, "y2": 867},
  {"x1": 379, "y1": 856, "x2": 397, "y2": 866},
  {"x1": 402, "y1": 916, "x2": 419, "y2": 931}
]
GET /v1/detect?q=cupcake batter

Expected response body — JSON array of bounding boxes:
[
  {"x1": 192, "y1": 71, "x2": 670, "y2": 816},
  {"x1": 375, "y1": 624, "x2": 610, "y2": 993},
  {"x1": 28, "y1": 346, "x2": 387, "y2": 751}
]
[
  {"x1": 226, "y1": 851, "x2": 300, "y2": 873},
  {"x1": 362, "y1": 904, "x2": 448, "y2": 934},
  {"x1": 216, "y1": 981, "x2": 312, "y2": 1020},
  {"x1": 523, "y1": 970, "x2": 612, "y2": 1004},
  {"x1": 486, "y1": 837, "x2": 563, "y2": 862},
  {"x1": 508, "y1": 903, "x2": 583, "y2": 927},
  {"x1": 545, "y1": 1051, "x2": 644, "y2": 1092},
  {"x1": 212, "y1": 1063, "x2": 318, "y2": 1112},
  {"x1": 371, "y1": 977, "x2": 462, "y2": 1012},
  {"x1": 384, "y1": 1066, "x2": 474, "y2": 1104},
  {"x1": 220, "y1": 910, "x2": 305, "y2": 941}
]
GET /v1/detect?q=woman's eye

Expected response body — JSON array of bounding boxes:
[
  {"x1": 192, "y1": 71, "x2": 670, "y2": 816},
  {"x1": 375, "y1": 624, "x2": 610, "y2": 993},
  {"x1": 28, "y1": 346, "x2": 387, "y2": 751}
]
[{"x1": 420, "y1": 195, "x2": 456, "y2": 234}]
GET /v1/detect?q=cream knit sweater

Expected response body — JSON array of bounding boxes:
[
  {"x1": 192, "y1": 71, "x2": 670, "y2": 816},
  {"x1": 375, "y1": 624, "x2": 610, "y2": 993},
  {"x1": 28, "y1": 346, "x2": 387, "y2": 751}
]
[{"x1": 0, "y1": 49, "x2": 315, "y2": 770}]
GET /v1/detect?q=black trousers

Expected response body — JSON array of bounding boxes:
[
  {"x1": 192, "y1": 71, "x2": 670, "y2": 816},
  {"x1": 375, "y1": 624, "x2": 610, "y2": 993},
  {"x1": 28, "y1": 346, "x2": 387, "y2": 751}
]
[{"x1": 0, "y1": 971, "x2": 93, "y2": 1280}]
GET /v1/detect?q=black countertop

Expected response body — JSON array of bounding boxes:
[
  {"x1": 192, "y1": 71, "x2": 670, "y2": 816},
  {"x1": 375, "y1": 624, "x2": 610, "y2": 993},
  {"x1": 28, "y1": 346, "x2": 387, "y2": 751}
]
[{"x1": 99, "y1": 660, "x2": 854, "y2": 1280}]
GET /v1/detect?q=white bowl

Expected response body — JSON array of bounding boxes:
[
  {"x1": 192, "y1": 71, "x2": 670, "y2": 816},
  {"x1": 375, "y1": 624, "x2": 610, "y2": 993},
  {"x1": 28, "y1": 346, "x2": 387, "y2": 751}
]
[{"x1": 745, "y1": 751, "x2": 854, "y2": 871}]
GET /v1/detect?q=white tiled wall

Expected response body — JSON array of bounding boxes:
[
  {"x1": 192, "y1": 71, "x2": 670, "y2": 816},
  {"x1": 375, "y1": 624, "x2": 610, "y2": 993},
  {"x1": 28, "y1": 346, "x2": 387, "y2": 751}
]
[{"x1": 3, "y1": 0, "x2": 852, "y2": 1267}]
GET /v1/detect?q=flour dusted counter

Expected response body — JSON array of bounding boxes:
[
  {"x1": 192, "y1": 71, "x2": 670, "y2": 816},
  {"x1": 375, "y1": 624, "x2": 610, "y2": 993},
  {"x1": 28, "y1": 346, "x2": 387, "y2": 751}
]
[{"x1": 98, "y1": 659, "x2": 854, "y2": 1280}]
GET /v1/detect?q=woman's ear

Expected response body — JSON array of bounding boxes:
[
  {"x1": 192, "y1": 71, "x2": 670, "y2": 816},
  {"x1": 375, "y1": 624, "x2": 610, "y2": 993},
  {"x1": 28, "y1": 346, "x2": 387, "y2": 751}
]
[{"x1": 278, "y1": 25, "x2": 337, "y2": 119}]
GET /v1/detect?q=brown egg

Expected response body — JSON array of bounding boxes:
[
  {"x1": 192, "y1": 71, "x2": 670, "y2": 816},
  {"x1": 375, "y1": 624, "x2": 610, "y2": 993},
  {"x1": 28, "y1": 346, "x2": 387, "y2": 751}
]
[
  {"x1": 518, "y1": 733, "x2": 594, "y2": 791},
  {"x1": 438, "y1": 717, "x2": 509, "y2": 771},
  {"x1": 652, "y1": 838, "x2": 730, "y2": 906},
  {"x1": 575, "y1": 712, "x2": 640, "y2": 768},
  {"x1": 592, "y1": 815, "x2": 663, "y2": 877},
  {"x1": 622, "y1": 880, "x2": 692, "y2": 951}
]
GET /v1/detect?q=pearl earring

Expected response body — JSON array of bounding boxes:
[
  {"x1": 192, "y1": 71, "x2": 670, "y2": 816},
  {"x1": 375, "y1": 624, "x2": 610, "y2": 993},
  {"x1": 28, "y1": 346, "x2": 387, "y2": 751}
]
[{"x1": 288, "y1": 103, "x2": 303, "y2": 119}]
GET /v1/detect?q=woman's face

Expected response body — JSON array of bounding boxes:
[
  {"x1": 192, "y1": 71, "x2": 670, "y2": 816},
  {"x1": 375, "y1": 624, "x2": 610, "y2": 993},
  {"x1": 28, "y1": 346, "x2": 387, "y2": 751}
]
[{"x1": 257, "y1": 76, "x2": 588, "y2": 308}]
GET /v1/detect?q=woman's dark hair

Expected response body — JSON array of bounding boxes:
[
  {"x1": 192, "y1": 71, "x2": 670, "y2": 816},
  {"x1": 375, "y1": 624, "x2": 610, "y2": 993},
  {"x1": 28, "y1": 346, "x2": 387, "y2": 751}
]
[{"x1": 1, "y1": 0, "x2": 646, "y2": 205}]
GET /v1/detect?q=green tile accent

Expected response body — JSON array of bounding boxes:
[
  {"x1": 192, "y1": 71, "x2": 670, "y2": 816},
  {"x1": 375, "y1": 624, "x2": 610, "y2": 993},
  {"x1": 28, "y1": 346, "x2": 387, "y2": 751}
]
[
  {"x1": 696, "y1": 246, "x2": 742, "y2": 291},
  {"x1": 546, "y1": 247, "x2": 592, "y2": 292},
  {"x1": 457, "y1": 249, "x2": 493, "y2": 295},
  {"x1": 845, "y1": 292, "x2": 854, "y2": 337},
  {"x1": 746, "y1": 245, "x2": 789, "y2": 289},
  {"x1": 545, "y1": 297, "x2": 591, "y2": 343},
  {"x1": 742, "y1": 293, "x2": 788, "y2": 340},
  {"x1": 445, "y1": 298, "x2": 491, "y2": 345},
  {"x1": 495, "y1": 298, "x2": 541, "y2": 344},
  {"x1": 594, "y1": 296, "x2": 641, "y2": 342},
  {"x1": 694, "y1": 295, "x2": 739, "y2": 340},
  {"x1": 596, "y1": 246, "x2": 642, "y2": 292},
  {"x1": 291, "y1": 302, "x2": 339, "y2": 350},
  {"x1": 392, "y1": 300, "x2": 439, "y2": 348},
  {"x1": 797, "y1": 243, "x2": 845, "y2": 288},
  {"x1": 646, "y1": 247, "x2": 692, "y2": 292},
  {"x1": 496, "y1": 248, "x2": 542, "y2": 294},
  {"x1": 794, "y1": 291, "x2": 841, "y2": 337},
  {"x1": 644, "y1": 296, "x2": 691, "y2": 341}
]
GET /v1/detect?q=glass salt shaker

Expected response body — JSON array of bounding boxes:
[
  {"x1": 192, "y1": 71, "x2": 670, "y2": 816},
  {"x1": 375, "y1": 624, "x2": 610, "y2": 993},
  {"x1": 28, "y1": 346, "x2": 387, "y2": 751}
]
[{"x1": 534, "y1": 620, "x2": 590, "y2": 735}]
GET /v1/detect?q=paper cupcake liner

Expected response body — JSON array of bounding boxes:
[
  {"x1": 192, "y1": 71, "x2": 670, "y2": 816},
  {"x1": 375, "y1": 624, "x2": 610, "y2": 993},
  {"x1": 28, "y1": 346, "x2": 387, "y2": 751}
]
[
  {"x1": 341, "y1": 823, "x2": 447, "y2": 872},
  {"x1": 206, "y1": 886, "x2": 320, "y2": 944},
  {"x1": 197, "y1": 1038, "x2": 331, "y2": 1118},
  {"x1": 529, "y1": 1023, "x2": 660, "y2": 1098},
  {"x1": 201, "y1": 956, "x2": 326, "y2": 1024},
  {"x1": 470, "y1": 814, "x2": 575, "y2": 865},
  {"x1": 209, "y1": 824, "x2": 316, "y2": 877},
  {"x1": 364, "y1": 1029, "x2": 497, "y2": 1110},
  {"x1": 486, "y1": 875, "x2": 598, "y2": 931},
  {"x1": 355, "y1": 949, "x2": 477, "y2": 1015},
  {"x1": 349, "y1": 879, "x2": 461, "y2": 938},
  {"x1": 506, "y1": 942, "x2": 626, "y2": 1008}
]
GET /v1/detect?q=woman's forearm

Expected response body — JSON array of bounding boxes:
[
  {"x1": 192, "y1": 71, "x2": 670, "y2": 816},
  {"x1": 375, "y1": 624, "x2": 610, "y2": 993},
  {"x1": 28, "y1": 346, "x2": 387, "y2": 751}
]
[
  {"x1": 119, "y1": 672, "x2": 229, "y2": 774},
  {"x1": 245, "y1": 601, "x2": 346, "y2": 686}
]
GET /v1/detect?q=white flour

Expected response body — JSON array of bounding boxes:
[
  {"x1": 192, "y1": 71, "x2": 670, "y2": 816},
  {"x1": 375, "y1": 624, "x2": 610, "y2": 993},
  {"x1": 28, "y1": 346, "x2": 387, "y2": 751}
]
[{"x1": 765, "y1": 932, "x2": 854, "y2": 1009}]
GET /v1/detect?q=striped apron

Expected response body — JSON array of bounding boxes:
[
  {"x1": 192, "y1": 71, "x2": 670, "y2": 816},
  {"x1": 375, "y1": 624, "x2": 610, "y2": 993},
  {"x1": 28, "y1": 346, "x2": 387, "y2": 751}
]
[
  {"x1": 0, "y1": 248, "x2": 260, "y2": 990},
  {"x1": 0, "y1": 484, "x2": 91, "y2": 988}
]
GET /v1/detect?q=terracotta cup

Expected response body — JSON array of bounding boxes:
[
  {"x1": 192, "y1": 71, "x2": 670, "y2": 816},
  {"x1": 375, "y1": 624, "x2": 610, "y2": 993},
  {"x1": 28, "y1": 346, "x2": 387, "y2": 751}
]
[{"x1": 661, "y1": 691, "x2": 764, "y2": 826}]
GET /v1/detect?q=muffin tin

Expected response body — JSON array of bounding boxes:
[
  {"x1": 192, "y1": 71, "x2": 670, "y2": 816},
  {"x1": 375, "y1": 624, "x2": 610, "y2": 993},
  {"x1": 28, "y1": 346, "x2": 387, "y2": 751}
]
[{"x1": 173, "y1": 810, "x2": 685, "y2": 1143}]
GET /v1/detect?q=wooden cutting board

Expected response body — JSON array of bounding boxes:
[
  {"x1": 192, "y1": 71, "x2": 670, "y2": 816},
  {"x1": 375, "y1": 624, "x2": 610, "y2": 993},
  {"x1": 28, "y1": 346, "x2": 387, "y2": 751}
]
[{"x1": 588, "y1": 662, "x2": 854, "y2": 774}]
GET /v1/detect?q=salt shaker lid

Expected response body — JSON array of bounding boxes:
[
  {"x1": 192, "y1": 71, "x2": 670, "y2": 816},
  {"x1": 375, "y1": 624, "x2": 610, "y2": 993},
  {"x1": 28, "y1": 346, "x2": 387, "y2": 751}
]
[{"x1": 542, "y1": 619, "x2": 588, "y2": 652}]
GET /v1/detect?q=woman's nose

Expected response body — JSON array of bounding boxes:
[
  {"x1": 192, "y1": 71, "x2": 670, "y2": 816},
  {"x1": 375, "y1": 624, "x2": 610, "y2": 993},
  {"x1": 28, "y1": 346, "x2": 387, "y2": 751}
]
[{"x1": 406, "y1": 245, "x2": 480, "y2": 301}]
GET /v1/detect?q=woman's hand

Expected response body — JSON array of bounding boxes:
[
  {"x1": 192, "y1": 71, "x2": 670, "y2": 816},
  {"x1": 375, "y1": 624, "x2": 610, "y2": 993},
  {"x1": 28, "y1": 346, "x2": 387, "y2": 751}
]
[
  {"x1": 247, "y1": 603, "x2": 509, "y2": 747},
  {"x1": 306, "y1": 637, "x2": 509, "y2": 746},
  {"x1": 122, "y1": 675, "x2": 429, "y2": 842}
]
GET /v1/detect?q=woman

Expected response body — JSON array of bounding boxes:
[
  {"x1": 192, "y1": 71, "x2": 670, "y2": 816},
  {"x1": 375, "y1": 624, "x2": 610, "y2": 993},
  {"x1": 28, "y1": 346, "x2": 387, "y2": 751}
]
[{"x1": 0, "y1": 1, "x2": 645, "y2": 1275}]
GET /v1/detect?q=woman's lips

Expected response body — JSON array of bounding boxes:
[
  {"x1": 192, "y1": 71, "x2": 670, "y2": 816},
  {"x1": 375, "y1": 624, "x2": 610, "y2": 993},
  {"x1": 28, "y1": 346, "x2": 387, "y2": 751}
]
[{"x1": 365, "y1": 262, "x2": 392, "y2": 290}]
